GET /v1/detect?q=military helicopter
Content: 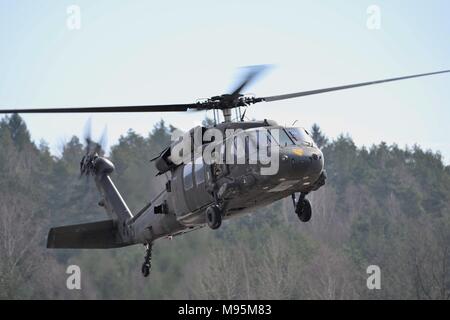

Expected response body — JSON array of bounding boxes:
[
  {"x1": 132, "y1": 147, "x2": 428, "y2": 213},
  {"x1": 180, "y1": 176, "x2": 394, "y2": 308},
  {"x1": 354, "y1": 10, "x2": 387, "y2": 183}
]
[{"x1": 1, "y1": 66, "x2": 449, "y2": 277}]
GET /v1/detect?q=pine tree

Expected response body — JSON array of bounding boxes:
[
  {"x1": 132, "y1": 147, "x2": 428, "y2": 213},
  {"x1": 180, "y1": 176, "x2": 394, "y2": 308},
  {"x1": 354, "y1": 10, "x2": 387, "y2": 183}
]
[
  {"x1": 311, "y1": 123, "x2": 328, "y2": 148},
  {"x1": 7, "y1": 114, "x2": 31, "y2": 149}
]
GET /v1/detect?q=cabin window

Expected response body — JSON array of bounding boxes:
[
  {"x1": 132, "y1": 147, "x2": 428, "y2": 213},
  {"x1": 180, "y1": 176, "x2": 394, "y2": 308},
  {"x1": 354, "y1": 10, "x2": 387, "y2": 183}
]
[
  {"x1": 266, "y1": 130, "x2": 273, "y2": 156},
  {"x1": 221, "y1": 136, "x2": 237, "y2": 164},
  {"x1": 194, "y1": 157, "x2": 205, "y2": 185},
  {"x1": 245, "y1": 134, "x2": 258, "y2": 161},
  {"x1": 220, "y1": 143, "x2": 226, "y2": 163},
  {"x1": 233, "y1": 137, "x2": 238, "y2": 163},
  {"x1": 183, "y1": 162, "x2": 194, "y2": 190},
  {"x1": 234, "y1": 136, "x2": 246, "y2": 163}
]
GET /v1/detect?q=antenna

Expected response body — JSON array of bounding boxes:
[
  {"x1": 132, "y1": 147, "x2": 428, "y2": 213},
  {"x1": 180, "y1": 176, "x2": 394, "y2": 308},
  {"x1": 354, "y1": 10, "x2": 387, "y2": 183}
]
[{"x1": 240, "y1": 108, "x2": 247, "y2": 122}]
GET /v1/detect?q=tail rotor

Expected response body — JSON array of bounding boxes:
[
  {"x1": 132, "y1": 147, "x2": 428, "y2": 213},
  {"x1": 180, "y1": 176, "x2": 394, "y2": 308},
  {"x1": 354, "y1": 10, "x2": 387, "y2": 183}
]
[{"x1": 80, "y1": 119, "x2": 108, "y2": 178}]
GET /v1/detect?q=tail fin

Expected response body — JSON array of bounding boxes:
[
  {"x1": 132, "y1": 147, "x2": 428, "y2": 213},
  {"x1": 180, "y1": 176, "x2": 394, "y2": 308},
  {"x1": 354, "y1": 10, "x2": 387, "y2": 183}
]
[
  {"x1": 48, "y1": 157, "x2": 135, "y2": 249},
  {"x1": 47, "y1": 219, "x2": 130, "y2": 249}
]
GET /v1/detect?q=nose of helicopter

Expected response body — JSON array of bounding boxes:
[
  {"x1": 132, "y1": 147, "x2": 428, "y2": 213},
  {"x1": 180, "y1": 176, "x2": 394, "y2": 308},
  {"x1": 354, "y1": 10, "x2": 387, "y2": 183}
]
[{"x1": 278, "y1": 146, "x2": 324, "y2": 181}]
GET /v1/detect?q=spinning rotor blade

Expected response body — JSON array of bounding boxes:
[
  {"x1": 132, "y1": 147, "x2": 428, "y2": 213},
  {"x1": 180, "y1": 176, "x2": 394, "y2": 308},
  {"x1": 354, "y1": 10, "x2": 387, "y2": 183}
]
[
  {"x1": 0, "y1": 104, "x2": 195, "y2": 114},
  {"x1": 83, "y1": 118, "x2": 93, "y2": 153},
  {"x1": 80, "y1": 119, "x2": 108, "y2": 178},
  {"x1": 229, "y1": 65, "x2": 271, "y2": 101},
  {"x1": 97, "y1": 126, "x2": 108, "y2": 154},
  {"x1": 261, "y1": 70, "x2": 450, "y2": 102},
  {"x1": 83, "y1": 119, "x2": 106, "y2": 155}
]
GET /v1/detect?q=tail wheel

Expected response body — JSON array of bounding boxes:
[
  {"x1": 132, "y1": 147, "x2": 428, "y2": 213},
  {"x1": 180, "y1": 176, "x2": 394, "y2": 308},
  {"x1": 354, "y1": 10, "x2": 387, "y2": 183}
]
[
  {"x1": 296, "y1": 199, "x2": 312, "y2": 222},
  {"x1": 141, "y1": 243, "x2": 152, "y2": 277},
  {"x1": 206, "y1": 205, "x2": 222, "y2": 230},
  {"x1": 141, "y1": 263, "x2": 150, "y2": 277}
]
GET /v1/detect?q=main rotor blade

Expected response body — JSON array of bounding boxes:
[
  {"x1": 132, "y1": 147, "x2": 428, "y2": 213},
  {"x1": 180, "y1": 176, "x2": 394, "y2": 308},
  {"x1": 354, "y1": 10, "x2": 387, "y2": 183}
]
[
  {"x1": 0, "y1": 104, "x2": 195, "y2": 114},
  {"x1": 262, "y1": 70, "x2": 450, "y2": 102},
  {"x1": 229, "y1": 65, "x2": 271, "y2": 100}
]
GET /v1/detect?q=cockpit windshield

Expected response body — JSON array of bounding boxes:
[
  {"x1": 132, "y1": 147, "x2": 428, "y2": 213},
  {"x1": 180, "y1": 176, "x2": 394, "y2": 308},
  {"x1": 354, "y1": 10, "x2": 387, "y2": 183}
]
[
  {"x1": 284, "y1": 127, "x2": 315, "y2": 146},
  {"x1": 227, "y1": 127, "x2": 315, "y2": 150},
  {"x1": 274, "y1": 129, "x2": 295, "y2": 146}
]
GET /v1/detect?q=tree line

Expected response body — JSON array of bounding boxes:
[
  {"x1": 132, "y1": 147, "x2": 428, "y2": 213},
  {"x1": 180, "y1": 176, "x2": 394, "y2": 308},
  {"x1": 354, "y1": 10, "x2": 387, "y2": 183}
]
[{"x1": 0, "y1": 115, "x2": 449, "y2": 299}]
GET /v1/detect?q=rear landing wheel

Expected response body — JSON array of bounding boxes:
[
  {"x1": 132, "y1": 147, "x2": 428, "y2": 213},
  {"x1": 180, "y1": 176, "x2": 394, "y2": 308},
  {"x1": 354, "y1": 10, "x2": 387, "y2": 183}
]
[
  {"x1": 206, "y1": 205, "x2": 222, "y2": 230},
  {"x1": 296, "y1": 198, "x2": 312, "y2": 222}
]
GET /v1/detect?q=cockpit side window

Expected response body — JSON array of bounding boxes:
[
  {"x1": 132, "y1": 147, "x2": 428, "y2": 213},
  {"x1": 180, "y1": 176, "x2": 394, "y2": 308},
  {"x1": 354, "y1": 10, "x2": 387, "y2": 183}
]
[
  {"x1": 194, "y1": 157, "x2": 205, "y2": 185},
  {"x1": 274, "y1": 129, "x2": 295, "y2": 147},
  {"x1": 285, "y1": 127, "x2": 314, "y2": 146},
  {"x1": 183, "y1": 162, "x2": 194, "y2": 190}
]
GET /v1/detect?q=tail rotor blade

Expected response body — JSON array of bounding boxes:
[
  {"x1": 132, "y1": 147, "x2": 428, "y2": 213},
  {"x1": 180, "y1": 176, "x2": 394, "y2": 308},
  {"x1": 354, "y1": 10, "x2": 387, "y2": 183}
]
[
  {"x1": 96, "y1": 126, "x2": 108, "y2": 155},
  {"x1": 83, "y1": 118, "x2": 93, "y2": 154},
  {"x1": 79, "y1": 119, "x2": 109, "y2": 180}
]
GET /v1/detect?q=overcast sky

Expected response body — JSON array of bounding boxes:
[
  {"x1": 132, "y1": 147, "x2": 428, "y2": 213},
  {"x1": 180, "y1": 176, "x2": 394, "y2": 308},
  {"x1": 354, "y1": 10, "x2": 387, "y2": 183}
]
[{"x1": 1, "y1": 0, "x2": 449, "y2": 162}]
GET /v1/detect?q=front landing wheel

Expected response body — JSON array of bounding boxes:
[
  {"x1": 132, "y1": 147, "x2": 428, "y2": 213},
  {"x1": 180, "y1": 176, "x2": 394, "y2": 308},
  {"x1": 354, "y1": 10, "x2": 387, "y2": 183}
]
[{"x1": 296, "y1": 199, "x2": 312, "y2": 222}]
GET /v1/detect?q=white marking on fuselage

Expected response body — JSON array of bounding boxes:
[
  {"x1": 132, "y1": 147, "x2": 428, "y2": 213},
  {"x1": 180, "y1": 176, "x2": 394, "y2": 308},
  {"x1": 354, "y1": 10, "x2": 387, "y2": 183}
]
[{"x1": 268, "y1": 180, "x2": 300, "y2": 192}]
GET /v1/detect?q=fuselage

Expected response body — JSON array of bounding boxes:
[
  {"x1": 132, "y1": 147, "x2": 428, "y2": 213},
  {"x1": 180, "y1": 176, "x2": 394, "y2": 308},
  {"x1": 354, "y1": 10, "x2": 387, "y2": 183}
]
[{"x1": 130, "y1": 120, "x2": 325, "y2": 244}]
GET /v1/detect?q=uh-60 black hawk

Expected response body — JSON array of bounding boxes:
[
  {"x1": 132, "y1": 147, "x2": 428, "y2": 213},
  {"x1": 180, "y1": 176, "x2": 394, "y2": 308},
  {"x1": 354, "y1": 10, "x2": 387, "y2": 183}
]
[{"x1": 1, "y1": 66, "x2": 449, "y2": 277}]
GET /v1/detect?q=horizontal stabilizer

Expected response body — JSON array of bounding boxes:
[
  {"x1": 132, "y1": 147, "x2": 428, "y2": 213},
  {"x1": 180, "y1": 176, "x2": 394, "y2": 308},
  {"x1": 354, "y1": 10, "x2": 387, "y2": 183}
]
[{"x1": 47, "y1": 220, "x2": 128, "y2": 249}]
